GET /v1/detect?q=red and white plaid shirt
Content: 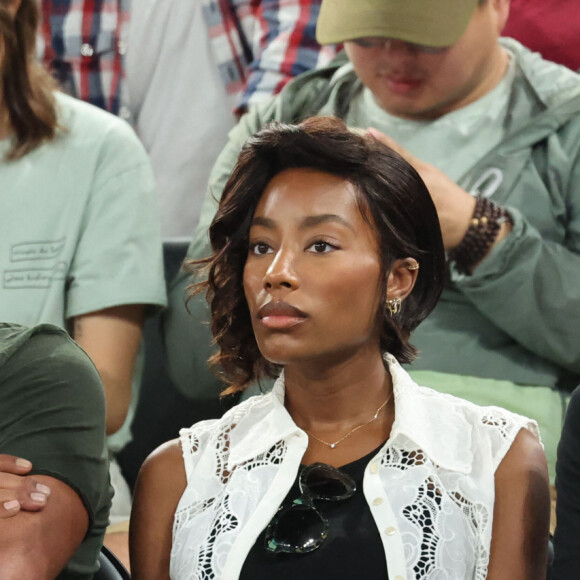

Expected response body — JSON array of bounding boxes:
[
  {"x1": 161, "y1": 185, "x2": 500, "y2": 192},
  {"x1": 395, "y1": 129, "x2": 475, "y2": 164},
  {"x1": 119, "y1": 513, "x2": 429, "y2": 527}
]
[{"x1": 39, "y1": 0, "x2": 336, "y2": 119}]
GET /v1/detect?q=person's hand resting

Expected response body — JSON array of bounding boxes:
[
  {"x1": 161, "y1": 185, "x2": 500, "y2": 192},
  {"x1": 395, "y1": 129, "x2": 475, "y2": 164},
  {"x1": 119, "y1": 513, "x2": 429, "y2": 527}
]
[
  {"x1": 366, "y1": 128, "x2": 512, "y2": 253},
  {"x1": 0, "y1": 454, "x2": 51, "y2": 518}
]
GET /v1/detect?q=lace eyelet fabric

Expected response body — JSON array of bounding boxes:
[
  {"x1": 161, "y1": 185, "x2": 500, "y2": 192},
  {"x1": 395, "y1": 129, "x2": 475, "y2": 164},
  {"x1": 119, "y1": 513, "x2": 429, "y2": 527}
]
[
  {"x1": 381, "y1": 447, "x2": 490, "y2": 579},
  {"x1": 172, "y1": 409, "x2": 289, "y2": 579},
  {"x1": 170, "y1": 359, "x2": 539, "y2": 580}
]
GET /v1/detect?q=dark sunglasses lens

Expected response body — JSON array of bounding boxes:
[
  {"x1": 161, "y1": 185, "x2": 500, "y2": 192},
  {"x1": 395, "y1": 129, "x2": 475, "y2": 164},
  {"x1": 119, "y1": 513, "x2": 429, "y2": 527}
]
[
  {"x1": 265, "y1": 501, "x2": 328, "y2": 554},
  {"x1": 301, "y1": 464, "x2": 356, "y2": 500}
]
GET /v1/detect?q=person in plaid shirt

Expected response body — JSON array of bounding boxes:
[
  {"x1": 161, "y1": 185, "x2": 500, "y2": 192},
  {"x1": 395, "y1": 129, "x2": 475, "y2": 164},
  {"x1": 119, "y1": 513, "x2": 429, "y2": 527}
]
[
  {"x1": 39, "y1": 0, "x2": 336, "y2": 238},
  {"x1": 38, "y1": 0, "x2": 130, "y2": 117}
]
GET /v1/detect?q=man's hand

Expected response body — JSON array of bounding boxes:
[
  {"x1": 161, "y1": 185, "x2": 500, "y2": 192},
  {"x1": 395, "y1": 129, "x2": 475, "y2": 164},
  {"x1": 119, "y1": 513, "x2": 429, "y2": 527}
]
[
  {"x1": 0, "y1": 455, "x2": 51, "y2": 518},
  {"x1": 366, "y1": 128, "x2": 477, "y2": 250}
]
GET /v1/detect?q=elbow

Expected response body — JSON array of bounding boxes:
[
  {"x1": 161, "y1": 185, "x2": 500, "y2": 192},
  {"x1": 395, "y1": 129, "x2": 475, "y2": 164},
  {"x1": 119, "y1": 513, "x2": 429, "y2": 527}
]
[
  {"x1": 106, "y1": 404, "x2": 130, "y2": 435},
  {"x1": 104, "y1": 378, "x2": 132, "y2": 435}
]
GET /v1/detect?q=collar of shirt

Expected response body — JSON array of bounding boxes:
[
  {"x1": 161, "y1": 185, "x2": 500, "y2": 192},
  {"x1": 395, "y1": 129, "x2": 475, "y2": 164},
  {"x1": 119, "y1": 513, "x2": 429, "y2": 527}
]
[{"x1": 227, "y1": 355, "x2": 473, "y2": 474}]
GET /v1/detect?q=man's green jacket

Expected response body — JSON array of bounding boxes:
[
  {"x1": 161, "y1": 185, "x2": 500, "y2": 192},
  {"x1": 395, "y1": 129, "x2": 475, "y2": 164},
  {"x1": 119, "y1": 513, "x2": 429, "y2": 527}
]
[{"x1": 166, "y1": 39, "x2": 580, "y2": 398}]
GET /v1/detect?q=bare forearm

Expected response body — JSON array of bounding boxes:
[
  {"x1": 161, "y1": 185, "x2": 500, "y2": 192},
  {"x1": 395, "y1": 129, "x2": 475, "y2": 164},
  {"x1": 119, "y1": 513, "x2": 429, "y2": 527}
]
[
  {"x1": 100, "y1": 371, "x2": 134, "y2": 435},
  {"x1": 72, "y1": 305, "x2": 145, "y2": 434},
  {"x1": 0, "y1": 476, "x2": 88, "y2": 579},
  {"x1": 1, "y1": 544, "x2": 60, "y2": 580}
]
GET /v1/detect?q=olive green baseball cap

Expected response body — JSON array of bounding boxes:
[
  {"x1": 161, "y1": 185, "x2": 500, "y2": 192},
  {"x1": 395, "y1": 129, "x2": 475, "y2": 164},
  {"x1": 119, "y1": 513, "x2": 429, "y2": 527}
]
[{"x1": 316, "y1": 0, "x2": 480, "y2": 48}]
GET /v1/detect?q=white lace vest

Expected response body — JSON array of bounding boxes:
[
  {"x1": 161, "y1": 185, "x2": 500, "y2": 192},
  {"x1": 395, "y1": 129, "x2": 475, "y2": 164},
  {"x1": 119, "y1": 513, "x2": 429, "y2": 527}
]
[{"x1": 171, "y1": 356, "x2": 539, "y2": 579}]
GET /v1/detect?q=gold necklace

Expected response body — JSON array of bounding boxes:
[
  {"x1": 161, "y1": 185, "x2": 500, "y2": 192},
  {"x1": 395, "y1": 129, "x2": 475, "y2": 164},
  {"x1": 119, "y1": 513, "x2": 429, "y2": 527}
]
[{"x1": 303, "y1": 391, "x2": 393, "y2": 449}]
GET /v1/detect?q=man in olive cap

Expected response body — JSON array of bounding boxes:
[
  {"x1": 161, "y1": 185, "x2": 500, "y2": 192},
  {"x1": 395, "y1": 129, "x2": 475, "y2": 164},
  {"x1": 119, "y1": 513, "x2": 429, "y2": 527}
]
[{"x1": 166, "y1": 0, "x2": 580, "y2": 485}]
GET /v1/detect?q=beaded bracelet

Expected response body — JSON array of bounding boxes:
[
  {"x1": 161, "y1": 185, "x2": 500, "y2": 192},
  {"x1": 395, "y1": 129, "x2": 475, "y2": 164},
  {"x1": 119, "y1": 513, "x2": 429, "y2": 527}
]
[{"x1": 448, "y1": 196, "x2": 513, "y2": 275}]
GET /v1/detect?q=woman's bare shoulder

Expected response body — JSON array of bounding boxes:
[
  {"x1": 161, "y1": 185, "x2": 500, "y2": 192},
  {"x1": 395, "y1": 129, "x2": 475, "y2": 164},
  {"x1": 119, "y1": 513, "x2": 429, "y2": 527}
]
[
  {"x1": 487, "y1": 428, "x2": 550, "y2": 580},
  {"x1": 137, "y1": 438, "x2": 187, "y2": 497},
  {"x1": 130, "y1": 439, "x2": 187, "y2": 580}
]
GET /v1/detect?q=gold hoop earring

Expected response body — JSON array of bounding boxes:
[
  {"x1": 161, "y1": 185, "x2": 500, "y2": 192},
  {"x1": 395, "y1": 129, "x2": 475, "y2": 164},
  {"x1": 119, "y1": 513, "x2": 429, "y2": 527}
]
[{"x1": 386, "y1": 297, "x2": 402, "y2": 316}]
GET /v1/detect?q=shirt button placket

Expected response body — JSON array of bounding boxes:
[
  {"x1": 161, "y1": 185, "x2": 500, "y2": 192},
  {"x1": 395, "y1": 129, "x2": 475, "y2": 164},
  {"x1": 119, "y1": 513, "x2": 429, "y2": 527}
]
[
  {"x1": 80, "y1": 43, "x2": 94, "y2": 57},
  {"x1": 367, "y1": 458, "x2": 404, "y2": 579}
]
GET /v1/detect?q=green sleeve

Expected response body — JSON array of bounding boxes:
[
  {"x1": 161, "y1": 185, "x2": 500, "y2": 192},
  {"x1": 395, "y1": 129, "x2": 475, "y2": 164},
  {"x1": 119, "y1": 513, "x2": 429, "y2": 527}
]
[
  {"x1": 451, "y1": 127, "x2": 580, "y2": 384},
  {"x1": 67, "y1": 117, "x2": 167, "y2": 317},
  {"x1": 0, "y1": 324, "x2": 112, "y2": 579}
]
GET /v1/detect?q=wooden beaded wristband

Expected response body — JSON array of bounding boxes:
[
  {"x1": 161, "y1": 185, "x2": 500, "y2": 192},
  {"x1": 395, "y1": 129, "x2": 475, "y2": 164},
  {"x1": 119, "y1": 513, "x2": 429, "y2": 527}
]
[{"x1": 448, "y1": 196, "x2": 513, "y2": 275}]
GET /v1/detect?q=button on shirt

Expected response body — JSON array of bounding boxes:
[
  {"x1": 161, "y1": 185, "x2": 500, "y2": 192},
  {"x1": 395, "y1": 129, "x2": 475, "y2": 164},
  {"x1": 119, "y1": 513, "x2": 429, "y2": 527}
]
[
  {"x1": 39, "y1": 0, "x2": 129, "y2": 115},
  {"x1": 38, "y1": 0, "x2": 336, "y2": 118},
  {"x1": 172, "y1": 355, "x2": 539, "y2": 579}
]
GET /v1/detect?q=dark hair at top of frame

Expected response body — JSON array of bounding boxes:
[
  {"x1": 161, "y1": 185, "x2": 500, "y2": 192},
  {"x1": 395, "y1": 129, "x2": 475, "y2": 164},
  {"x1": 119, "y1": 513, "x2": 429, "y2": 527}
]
[
  {"x1": 1, "y1": 0, "x2": 57, "y2": 160},
  {"x1": 191, "y1": 116, "x2": 445, "y2": 395}
]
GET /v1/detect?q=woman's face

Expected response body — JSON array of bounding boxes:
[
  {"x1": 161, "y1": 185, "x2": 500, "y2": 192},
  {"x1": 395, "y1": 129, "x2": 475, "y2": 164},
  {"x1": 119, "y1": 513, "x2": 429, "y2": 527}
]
[{"x1": 243, "y1": 167, "x2": 384, "y2": 368}]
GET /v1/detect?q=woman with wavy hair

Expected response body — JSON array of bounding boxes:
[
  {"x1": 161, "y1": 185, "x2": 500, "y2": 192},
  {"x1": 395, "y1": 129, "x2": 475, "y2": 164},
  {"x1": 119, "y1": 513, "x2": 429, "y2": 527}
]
[
  {"x1": 0, "y1": 0, "x2": 166, "y2": 574},
  {"x1": 0, "y1": 0, "x2": 56, "y2": 155},
  {"x1": 130, "y1": 117, "x2": 549, "y2": 580}
]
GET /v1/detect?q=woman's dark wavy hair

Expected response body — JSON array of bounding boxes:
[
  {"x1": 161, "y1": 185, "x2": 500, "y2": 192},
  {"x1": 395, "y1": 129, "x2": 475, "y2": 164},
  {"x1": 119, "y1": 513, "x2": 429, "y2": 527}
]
[
  {"x1": 1, "y1": 0, "x2": 57, "y2": 159},
  {"x1": 191, "y1": 116, "x2": 445, "y2": 395}
]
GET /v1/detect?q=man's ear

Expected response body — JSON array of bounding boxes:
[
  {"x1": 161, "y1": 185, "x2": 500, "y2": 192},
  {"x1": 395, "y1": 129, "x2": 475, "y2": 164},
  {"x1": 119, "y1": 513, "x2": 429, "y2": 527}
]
[
  {"x1": 385, "y1": 258, "x2": 419, "y2": 301},
  {"x1": 492, "y1": 0, "x2": 511, "y2": 34}
]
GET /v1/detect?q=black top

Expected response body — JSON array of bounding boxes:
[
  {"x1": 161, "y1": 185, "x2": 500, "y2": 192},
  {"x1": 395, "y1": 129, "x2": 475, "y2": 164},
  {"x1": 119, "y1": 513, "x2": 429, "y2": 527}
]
[
  {"x1": 240, "y1": 445, "x2": 389, "y2": 580},
  {"x1": 553, "y1": 385, "x2": 580, "y2": 579}
]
